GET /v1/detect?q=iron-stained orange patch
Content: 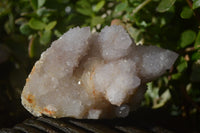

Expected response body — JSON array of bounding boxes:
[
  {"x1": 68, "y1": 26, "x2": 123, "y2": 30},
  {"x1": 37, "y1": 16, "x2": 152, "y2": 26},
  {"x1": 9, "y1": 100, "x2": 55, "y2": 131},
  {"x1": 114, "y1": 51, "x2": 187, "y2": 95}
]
[
  {"x1": 26, "y1": 78, "x2": 29, "y2": 83},
  {"x1": 93, "y1": 90, "x2": 96, "y2": 95},
  {"x1": 30, "y1": 65, "x2": 36, "y2": 75},
  {"x1": 43, "y1": 108, "x2": 55, "y2": 115},
  {"x1": 26, "y1": 94, "x2": 35, "y2": 104}
]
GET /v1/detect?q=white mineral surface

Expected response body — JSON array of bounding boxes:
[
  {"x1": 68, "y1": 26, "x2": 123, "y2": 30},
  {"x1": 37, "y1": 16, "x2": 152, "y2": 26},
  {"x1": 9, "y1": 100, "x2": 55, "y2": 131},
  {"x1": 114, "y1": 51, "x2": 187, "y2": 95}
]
[{"x1": 21, "y1": 25, "x2": 178, "y2": 119}]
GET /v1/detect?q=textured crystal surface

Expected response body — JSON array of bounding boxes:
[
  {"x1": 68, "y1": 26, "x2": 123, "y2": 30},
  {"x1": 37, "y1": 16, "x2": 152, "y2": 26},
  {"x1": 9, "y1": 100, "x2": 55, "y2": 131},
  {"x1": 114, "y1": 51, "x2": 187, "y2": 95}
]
[{"x1": 21, "y1": 26, "x2": 178, "y2": 119}]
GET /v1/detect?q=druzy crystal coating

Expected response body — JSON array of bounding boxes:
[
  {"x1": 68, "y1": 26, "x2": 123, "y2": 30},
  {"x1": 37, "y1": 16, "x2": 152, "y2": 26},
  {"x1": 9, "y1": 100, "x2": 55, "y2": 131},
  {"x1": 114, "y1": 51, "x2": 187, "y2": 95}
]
[{"x1": 21, "y1": 26, "x2": 178, "y2": 119}]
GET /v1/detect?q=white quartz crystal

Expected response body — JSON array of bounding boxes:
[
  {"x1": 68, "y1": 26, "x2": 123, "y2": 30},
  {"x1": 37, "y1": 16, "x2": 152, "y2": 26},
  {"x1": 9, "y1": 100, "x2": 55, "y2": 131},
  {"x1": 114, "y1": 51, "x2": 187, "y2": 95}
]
[{"x1": 21, "y1": 25, "x2": 178, "y2": 119}]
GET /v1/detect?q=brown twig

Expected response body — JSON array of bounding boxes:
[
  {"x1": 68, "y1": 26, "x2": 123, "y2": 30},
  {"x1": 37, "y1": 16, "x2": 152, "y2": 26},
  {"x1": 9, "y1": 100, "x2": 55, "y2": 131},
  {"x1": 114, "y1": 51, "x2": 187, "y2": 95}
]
[
  {"x1": 185, "y1": 46, "x2": 196, "y2": 52},
  {"x1": 186, "y1": 0, "x2": 200, "y2": 23}
]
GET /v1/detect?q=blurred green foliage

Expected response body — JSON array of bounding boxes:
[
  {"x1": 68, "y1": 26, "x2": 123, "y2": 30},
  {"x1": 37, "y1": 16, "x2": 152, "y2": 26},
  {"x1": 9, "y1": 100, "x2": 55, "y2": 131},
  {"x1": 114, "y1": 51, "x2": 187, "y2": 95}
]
[{"x1": 0, "y1": 0, "x2": 200, "y2": 129}]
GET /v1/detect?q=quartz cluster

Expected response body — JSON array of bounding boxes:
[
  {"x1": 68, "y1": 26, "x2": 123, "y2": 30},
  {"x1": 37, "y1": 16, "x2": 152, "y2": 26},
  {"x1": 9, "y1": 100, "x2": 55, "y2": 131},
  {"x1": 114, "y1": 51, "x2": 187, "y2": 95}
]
[{"x1": 21, "y1": 25, "x2": 178, "y2": 119}]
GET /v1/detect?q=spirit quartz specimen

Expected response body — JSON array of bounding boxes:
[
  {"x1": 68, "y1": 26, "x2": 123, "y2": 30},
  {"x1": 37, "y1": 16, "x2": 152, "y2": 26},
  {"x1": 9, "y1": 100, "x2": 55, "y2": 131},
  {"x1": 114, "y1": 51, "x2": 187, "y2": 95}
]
[{"x1": 21, "y1": 25, "x2": 178, "y2": 119}]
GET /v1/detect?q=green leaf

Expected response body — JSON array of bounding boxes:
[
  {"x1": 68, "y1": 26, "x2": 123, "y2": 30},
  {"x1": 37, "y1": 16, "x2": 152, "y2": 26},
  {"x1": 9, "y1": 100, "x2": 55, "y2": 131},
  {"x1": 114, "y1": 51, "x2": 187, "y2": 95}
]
[
  {"x1": 126, "y1": 24, "x2": 142, "y2": 42},
  {"x1": 194, "y1": 31, "x2": 200, "y2": 49},
  {"x1": 36, "y1": 7, "x2": 54, "y2": 17},
  {"x1": 76, "y1": 0, "x2": 93, "y2": 16},
  {"x1": 29, "y1": 35, "x2": 44, "y2": 58},
  {"x1": 156, "y1": 0, "x2": 176, "y2": 13},
  {"x1": 54, "y1": 30, "x2": 62, "y2": 38},
  {"x1": 40, "y1": 30, "x2": 52, "y2": 45},
  {"x1": 36, "y1": 8, "x2": 46, "y2": 17},
  {"x1": 30, "y1": 0, "x2": 45, "y2": 9},
  {"x1": 30, "y1": 0, "x2": 38, "y2": 10},
  {"x1": 193, "y1": 0, "x2": 200, "y2": 9},
  {"x1": 45, "y1": 21, "x2": 57, "y2": 31},
  {"x1": 153, "y1": 89, "x2": 171, "y2": 109},
  {"x1": 172, "y1": 73, "x2": 182, "y2": 80},
  {"x1": 145, "y1": 82, "x2": 171, "y2": 108},
  {"x1": 4, "y1": 14, "x2": 14, "y2": 34},
  {"x1": 76, "y1": 7, "x2": 93, "y2": 16},
  {"x1": 191, "y1": 52, "x2": 200, "y2": 61},
  {"x1": 29, "y1": 18, "x2": 46, "y2": 30},
  {"x1": 28, "y1": 36, "x2": 36, "y2": 58},
  {"x1": 20, "y1": 23, "x2": 32, "y2": 35},
  {"x1": 0, "y1": 4, "x2": 10, "y2": 18},
  {"x1": 180, "y1": 6, "x2": 193, "y2": 19},
  {"x1": 38, "y1": 0, "x2": 46, "y2": 8},
  {"x1": 91, "y1": 16, "x2": 104, "y2": 26},
  {"x1": 115, "y1": 2, "x2": 128, "y2": 12},
  {"x1": 177, "y1": 57, "x2": 188, "y2": 72},
  {"x1": 93, "y1": 0, "x2": 105, "y2": 12},
  {"x1": 123, "y1": 12, "x2": 134, "y2": 22},
  {"x1": 146, "y1": 82, "x2": 159, "y2": 99},
  {"x1": 76, "y1": 0, "x2": 91, "y2": 8},
  {"x1": 180, "y1": 30, "x2": 196, "y2": 48}
]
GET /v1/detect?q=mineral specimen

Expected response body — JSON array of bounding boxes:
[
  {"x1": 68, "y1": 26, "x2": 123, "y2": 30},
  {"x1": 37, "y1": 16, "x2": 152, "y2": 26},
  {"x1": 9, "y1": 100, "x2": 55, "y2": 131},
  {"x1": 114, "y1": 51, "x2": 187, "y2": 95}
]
[{"x1": 21, "y1": 25, "x2": 178, "y2": 119}]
